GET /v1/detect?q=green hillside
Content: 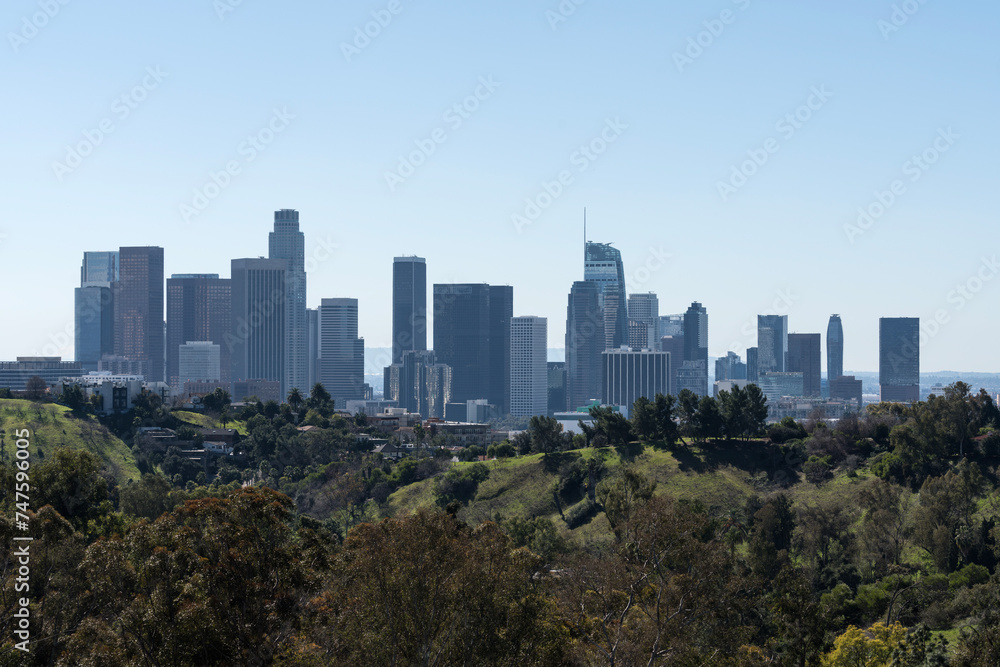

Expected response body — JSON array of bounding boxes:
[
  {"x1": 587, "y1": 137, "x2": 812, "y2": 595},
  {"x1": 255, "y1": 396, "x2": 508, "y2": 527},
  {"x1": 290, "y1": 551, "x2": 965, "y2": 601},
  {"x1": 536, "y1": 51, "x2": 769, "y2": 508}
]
[
  {"x1": 0, "y1": 398, "x2": 140, "y2": 483},
  {"x1": 173, "y1": 410, "x2": 248, "y2": 435}
]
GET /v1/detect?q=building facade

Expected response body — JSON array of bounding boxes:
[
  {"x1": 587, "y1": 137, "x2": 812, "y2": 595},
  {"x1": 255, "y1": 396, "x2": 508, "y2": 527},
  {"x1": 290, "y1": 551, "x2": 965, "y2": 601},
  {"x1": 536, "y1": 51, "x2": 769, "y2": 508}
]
[
  {"x1": 166, "y1": 274, "x2": 231, "y2": 389},
  {"x1": 683, "y1": 302, "x2": 708, "y2": 396},
  {"x1": 230, "y1": 258, "x2": 287, "y2": 394},
  {"x1": 269, "y1": 209, "x2": 308, "y2": 395},
  {"x1": 879, "y1": 317, "x2": 920, "y2": 402},
  {"x1": 392, "y1": 256, "x2": 427, "y2": 364},
  {"x1": 433, "y1": 284, "x2": 492, "y2": 404},
  {"x1": 757, "y1": 314, "x2": 788, "y2": 375},
  {"x1": 827, "y1": 314, "x2": 844, "y2": 381},
  {"x1": 114, "y1": 246, "x2": 165, "y2": 382},
  {"x1": 787, "y1": 333, "x2": 822, "y2": 397},
  {"x1": 602, "y1": 348, "x2": 670, "y2": 411},
  {"x1": 584, "y1": 241, "x2": 628, "y2": 350},
  {"x1": 319, "y1": 298, "x2": 366, "y2": 408},
  {"x1": 510, "y1": 316, "x2": 547, "y2": 417},
  {"x1": 566, "y1": 281, "x2": 603, "y2": 409}
]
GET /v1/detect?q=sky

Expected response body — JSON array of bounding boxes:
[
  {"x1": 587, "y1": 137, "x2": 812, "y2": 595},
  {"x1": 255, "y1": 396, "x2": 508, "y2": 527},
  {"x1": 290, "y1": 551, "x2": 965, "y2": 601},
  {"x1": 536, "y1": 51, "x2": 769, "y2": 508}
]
[{"x1": 1, "y1": 0, "x2": 998, "y2": 373}]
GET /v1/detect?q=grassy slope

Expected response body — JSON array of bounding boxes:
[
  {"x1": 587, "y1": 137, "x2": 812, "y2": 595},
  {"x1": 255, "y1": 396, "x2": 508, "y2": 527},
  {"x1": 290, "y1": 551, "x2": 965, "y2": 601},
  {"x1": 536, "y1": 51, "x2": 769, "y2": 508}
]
[
  {"x1": 0, "y1": 399, "x2": 140, "y2": 483},
  {"x1": 173, "y1": 410, "x2": 249, "y2": 435}
]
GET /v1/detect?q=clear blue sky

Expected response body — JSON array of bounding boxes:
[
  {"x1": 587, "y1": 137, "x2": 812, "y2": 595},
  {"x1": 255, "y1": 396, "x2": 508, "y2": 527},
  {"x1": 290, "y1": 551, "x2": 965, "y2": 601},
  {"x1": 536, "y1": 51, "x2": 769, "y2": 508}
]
[{"x1": 1, "y1": 0, "x2": 997, "y2": 373}]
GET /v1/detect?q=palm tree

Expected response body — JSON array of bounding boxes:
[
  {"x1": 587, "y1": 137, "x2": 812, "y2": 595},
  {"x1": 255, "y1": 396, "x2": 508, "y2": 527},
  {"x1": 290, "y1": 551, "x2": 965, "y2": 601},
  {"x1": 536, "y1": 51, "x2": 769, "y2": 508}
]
[{"x1": 287, "y1": 387, "x2": 304, "y2": 413}]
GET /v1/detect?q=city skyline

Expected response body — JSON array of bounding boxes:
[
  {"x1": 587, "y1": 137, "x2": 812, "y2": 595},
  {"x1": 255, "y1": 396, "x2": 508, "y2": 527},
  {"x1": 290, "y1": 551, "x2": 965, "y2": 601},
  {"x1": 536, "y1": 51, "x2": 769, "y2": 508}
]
[{"x1": 2, "y1": 3, "x2": 998, "y2": 373}]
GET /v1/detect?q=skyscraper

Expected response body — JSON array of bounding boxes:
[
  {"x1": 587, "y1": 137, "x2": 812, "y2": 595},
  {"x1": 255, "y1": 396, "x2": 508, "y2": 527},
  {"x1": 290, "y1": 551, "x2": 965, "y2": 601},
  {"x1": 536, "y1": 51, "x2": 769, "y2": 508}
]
[
  {"x1": 787, "y1": 333, "x2": 822, "y2": 397},
  {"x1": 627, "y1": 292, "x2": 659, "y2": 349},
  {"x1": 746, "y1": 347, "x2": 759, "y2": 383},
  {"x1": 433, "y1": 284, "x2": 491, "y2": 404},
  {"x1": 392, "y1": 256, "x2": 427, "y2": 364},
  {"x1": 75, "y1": 252, "x2": 117, "y2": 373},
  {"x1": 318, "y1": 298, "x2": 365, "y2": 407},
  {"x1": 268, "y1": 209, "x2": 308, "y2": 394},
  {"x1": 547, "y1": 362, "x2": 567, "y2": 418},
  {"x1": 566, "y1": 281, "x2": 603, "y2": 409},
  {"x1": 384, "y1": 350, "x2": 451, "y2": 418},
  {"x1": 510, "y1": 316, "x2": 547, "y2": 417},
  {"x1": 683, "y1": 302, "x2": 708, "y2": 396},
  {"x1": 757, "y1": 314, "x2": 788, "y2": 375},
  {"x1": 489, "y1": 285, "x2": 514, "y2": 416},
  {"x1": 307, "y1": 307, "x2": 319, "y2": 390},
  {"x1": 602, "y1": 348, "x2": 670, "y2": 410},
  {"x1": 879, "y1": 317, "x2": 919, "y2": 402},
  {"x1": 114, "y1": 247, "x2": 165, "y2": 382},
  {"x1": 715, "y1": 351, "x2": 746, "y2": 382},
  {"x1": 827, "y1": 314, "x2": 844, "y2": 381},
  {"x1": 585, "y1": 241, "x2": 628, "y2": 350},
  {"x1": 660, "y1": 334, "x2": 685, "y2": 396},
  {"x1": 166, "y1": 274, "x2": 231, "y2": 389},
  {"x1": 230, "y1": 258, "x2": 287, "y2": 392}
]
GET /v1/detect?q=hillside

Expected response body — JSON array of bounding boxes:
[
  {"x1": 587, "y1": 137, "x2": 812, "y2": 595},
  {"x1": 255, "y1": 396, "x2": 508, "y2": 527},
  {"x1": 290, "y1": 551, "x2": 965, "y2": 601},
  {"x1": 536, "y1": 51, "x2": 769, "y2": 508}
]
[{"x1": 0, "y1": 398, "x2": 140, "y2": 483}]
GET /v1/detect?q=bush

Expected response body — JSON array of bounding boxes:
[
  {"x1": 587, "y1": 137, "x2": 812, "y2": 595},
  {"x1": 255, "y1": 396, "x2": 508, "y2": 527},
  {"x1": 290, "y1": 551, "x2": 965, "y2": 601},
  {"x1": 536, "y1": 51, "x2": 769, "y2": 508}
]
[{"x1": 563, "y1": 498, "x2": 599, "y2": 529}]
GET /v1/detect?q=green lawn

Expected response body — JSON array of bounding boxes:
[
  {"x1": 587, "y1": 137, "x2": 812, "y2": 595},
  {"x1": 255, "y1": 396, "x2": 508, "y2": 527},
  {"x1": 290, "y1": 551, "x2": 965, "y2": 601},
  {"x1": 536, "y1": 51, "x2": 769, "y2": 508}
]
[
  {"x1": 0, "y1": 399, "x2": 140, "y2": 483},
  {"x1": 173, "y1": 410, "x2": 248, "y2": 435}
]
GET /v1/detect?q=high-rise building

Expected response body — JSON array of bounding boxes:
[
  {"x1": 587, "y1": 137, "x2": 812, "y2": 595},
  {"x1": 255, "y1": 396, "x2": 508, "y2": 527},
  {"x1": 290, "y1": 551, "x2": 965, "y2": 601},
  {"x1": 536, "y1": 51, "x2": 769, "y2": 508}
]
[
  {"x1": 489, "y1": 285, "x2": 514, "y2": 416},
  {"x1": 879, "y1": 317, "x2": 919, "y2": 403},
  {"x1": 759, "y1": 372, "x2": 805, "y2": 402},
  {"x1": 547, "y1": 362, "x2": 567, "y2": 418},
  {"x1": 660, "y1": 335, "x2": 685, "y2": 396},
  {"x1": 827, "y1": 314, "x2": 844, "y2": 381},
  {"x1": 830, "y1": 375, "x2": 863, "y2": 408},
  {"x1": 787, "y1": 333, "x2": 822, "y2": 397},
  {"x1": 166, "y1": 274, "x2": 231, "y2": 389},
  {"x1": 715, "y1": 351, "x2": 747, "y2": 382},
  {"x1": 757, "y1": 315, "x2": 788, "y2": 375},
  {"x1": 683, "y1": 302, "x2": 708, "y2": 396},
  {"x1": 269, "y1": 209, "x2": 308, "y2": 395},
  {"x1": 230, "y1": 258, "x2": 287, "y2": 393},
  {"x1": 628, "y1": 293, "x2": 659, "y2": 349},
  {"x1": 75, "y1": 285, "x2": 114, "y2": 373},
  {"x1": 660, "y1": 314, "x2": 684, "y2": 336},
  {"x1": 307, "y1": 308, "x2": 319, "y2": 390},
  {"x1": 585, "y1": 241, "x2": 628, "y2": 350},
  {"x1": 178, "y1": 341, "x2": 221, "y2": 384},
  {"x1": 676, "y1": 360, "x2": 708, "y2": 397},
  {"x1": 81, "y1": 251, "x2": 119, "y2": 287},
  {"x1": 384, "y1": 350, "x2": 451, "y2": 418},
  {"x1": 114, "y1": 247, "x2": 165, "y2": 382},
  {"x1": 318, "y1": 298, "x2": 365, "y2": 408},
  {"x1": 746, "y1": 347, "x2": 759, "y2": 383},
  {"x1": 433, "y1": 284, "x2": 491, "y2": 404},
  {"x1": 392, "y1": 256, "x2": 427, "y2": 364},
  {"x1": 566, "y1": 281, "x2": 603, "y2": 409},
  {"x1": 510, "y1": 316, "x2": 547, "y2": 417},
  {"x1": 602, "y1": 348, "x2": 670, "y2": 410}
]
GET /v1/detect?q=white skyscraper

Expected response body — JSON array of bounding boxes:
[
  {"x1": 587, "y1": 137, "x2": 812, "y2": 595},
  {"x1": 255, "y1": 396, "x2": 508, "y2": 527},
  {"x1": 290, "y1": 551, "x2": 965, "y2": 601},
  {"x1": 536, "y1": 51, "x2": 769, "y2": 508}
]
[
  {"x1": 319, "y1": 298, "x2": 365, "y2": 408},
  {"x1": 510, "y1": 316, "x2": 547, "y2": 417},
  {"x1": 178, "y1": 341, "x2": 221, "y2": 384},
  {"x1": 269, "y1": 209, "x2": 308, "y2": 398}
]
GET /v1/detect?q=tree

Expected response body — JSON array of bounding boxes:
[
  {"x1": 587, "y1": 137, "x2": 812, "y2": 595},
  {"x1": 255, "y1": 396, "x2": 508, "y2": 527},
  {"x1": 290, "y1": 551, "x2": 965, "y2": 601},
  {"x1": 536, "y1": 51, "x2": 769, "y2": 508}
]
[
  {"x1": 695, "y1": 395, "x2": 723, "y2": 441},
  {"x1": 202, "y1": 387, "x2": 231, "y2": 412},
  {"x1": 744, "y1": 384, "x2": 769, "y2": 439},
  {"x1": 25, "y1": 375, "x2": 48, "y2": 400},
  {"x1": 527, "y1": 415, "x2": 568, "y2": 453},
  {"x1": 307, "y1": 383, "x2": 334, "y2": 416},
  {"x1": 676, "y1": 389, "x2": 699, "y2": 442},
  {"x1": 821, "y1": 622, "x2": 907, "y2": 667},
  {"x1": 652, "y1": 393, "x2": 679, "y2": 446},
  {"x1": 588, "y1": 406, "x2": 633, "y2": 448},
  {"x1": 59, "y1": 383, "x2": 89, "y2": 413},
  {"x1": 630, "y1": 396, "x2": 657, "y2": 441},
  {"x1": 596, "y1": 467, "x2": 656, "y2": 542}
]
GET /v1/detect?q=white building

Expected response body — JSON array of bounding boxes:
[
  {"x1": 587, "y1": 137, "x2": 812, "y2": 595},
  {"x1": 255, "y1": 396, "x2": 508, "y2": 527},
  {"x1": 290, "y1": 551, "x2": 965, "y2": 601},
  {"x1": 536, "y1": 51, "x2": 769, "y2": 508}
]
[{"x1": 510, "y1": 316, "x2": 547, "y2": 417}]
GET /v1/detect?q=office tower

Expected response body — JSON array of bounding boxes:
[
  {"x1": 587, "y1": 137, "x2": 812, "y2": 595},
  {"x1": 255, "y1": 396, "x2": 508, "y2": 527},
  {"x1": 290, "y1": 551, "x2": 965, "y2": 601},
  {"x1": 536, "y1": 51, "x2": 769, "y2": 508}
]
[
  {"x1": 879, "y1": 317, "x2": 919, "y2": 402},
  {"x1": 676, "y1": 361, "x2": 708, "y2": 397},
  {"x1": 787, "y1": 333, "x2": 822, "y2": 397},
  {"x1": 628, "y1": 293, "x2": 659, "y2": 349},
  {"x1": 433, "y1": 284, "x2": 491, "y2": 404},
  {"x1": 230, "y1": 258, "x2": 287, "y2": 393},
  {"x1": 660, "y1": 314, "x2": 684, "y2": 337},
  {"x1": 114, "y1": 247, "x2": 165, "y2": 382},
  {"x1": 715, "y1": 351, "x2": 746, "y2": 382},
  {"x1": 830, "y1": 375, "x2": 863, "y2": 408},
  {"x1": 827, "y1": 314, "x2": 844, "y2": 381},
  {"x1": 178, "y1": 341, "x2": 221, "y2": 385},
  {"x1": 269, "y1": 209, "x2": 308, "y2": 394},
  {"x1": 757, "y1": 315, "x2": 788, "y2": 375},
  {"x1": 602, "y1": 348, "x2": 670, "y2": 410},
  {"x1": 547, "y1": 362, "x2": 567, "y2": 418},
  {"x1": 759, "y1": 372, "x2": 805, "y2": 402},
  {"x1": 584, "y1": 241, "x2": 628, "y2": 349},
  {"x1": 75, "y1": 285, "x2": 114, "y2": 373},
  {"x1": 746, "y1": 347, "x2": 759, "y2": 383},
  {"x1": 81, "y1": 251, "x2": 119, "y2": 287},
  {"x1": 0, "y1": 357, "x2": 82, "y2": 391},
  {"x1": 166, "y1": 274, "x2": 231, "y2": 389},
  {"x1": 385, "y1": 350, "x2": 452, "y2": 418},
  {"x1": 319, "y1": 298, "x2": 365, "y2": 407},
  {"x1": 510, "y1": 316, "x2": 547, "y2": 417},
  {"x1": 489, "y1": 285, "x2": 514, "y2": 416},
  {"x1": 307, "y1": 308, "x2": 319, "y2": 390},
  {"x1": 392, "y1": 256, "x2": 427, "y2": 364},
  {"x1": 566, "y1": 281, "x2": 603, "y2": 409},
  {"x1": 683, "y1": 302, "x2": 708, "y2": 396},
  {"x1": 660, "y1": 335, "x2": 685, "y2": 396}
]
